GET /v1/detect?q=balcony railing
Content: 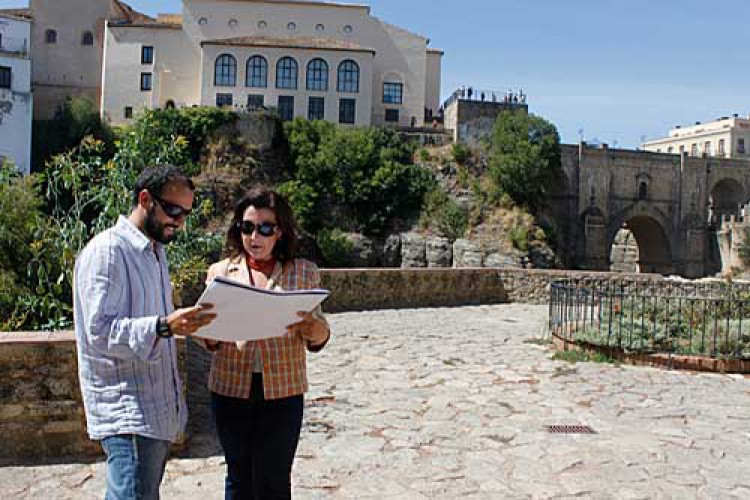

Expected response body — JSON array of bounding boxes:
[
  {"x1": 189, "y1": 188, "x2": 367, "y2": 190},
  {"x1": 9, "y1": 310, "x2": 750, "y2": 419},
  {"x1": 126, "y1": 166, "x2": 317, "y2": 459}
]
[
  {"x1": 442, "y1": 87, "x2": 528, "y2": 110},
  {"x1": 0, "y1": 36, "x2": 28, "y2": 55}
]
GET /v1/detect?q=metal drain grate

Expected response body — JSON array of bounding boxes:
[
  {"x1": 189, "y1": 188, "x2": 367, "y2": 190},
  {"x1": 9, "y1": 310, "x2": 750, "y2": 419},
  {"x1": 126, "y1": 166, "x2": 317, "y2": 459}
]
[{"x1": 546, "y1": 424, "x2": 596, "y2": 434}]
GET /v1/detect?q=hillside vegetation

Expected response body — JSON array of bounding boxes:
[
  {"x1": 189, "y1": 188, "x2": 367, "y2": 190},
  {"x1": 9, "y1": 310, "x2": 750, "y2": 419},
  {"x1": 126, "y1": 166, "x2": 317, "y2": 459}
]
[{"x1": 1, "y1": 100, "x2": 562, "y2": 330}]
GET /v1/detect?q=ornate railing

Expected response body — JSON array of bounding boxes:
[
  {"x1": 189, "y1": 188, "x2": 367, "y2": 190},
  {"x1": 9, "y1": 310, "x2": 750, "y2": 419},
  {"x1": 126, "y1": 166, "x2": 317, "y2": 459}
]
[{"x1": 549, "y1": 278, "x2": 750, "y2": 359}]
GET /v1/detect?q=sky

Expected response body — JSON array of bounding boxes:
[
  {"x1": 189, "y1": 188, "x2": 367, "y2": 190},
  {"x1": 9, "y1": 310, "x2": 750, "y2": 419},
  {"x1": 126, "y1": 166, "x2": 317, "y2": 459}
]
[{"x1": 3, "y1": 0, "x2": 748, "y2": 148}]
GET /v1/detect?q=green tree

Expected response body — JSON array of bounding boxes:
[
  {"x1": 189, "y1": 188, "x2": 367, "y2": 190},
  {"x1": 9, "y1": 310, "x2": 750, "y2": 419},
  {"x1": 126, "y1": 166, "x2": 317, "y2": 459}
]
[
  {"x1": 487, "y1": 110, "x2": 561, "y2": 208},
  {"x1": 0, "y1": 161, "x2": 43, "y2": 329},
  {"x1": 32, "y1": 96, "x2": 115, "y2": 171},
  {"x1": 283, "y1": 118, "x2": 433, "y2": 234}
]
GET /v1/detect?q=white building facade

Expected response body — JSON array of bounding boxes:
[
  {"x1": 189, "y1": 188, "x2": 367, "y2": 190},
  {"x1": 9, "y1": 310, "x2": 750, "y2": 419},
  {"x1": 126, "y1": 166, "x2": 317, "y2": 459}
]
[
  {"x1": 101, "y1": 0, "x2": 442, "y2": 128},
  {"x1": 643, "y1": 115, "x2": 750, "y2": 160},
  {"x1": 0, "y1": 14, "x2": 32, "y2": 175}
]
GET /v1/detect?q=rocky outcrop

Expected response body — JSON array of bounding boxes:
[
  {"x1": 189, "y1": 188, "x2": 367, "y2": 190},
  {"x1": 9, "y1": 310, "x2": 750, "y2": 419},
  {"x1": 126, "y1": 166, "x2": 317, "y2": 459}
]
[
  {"x1": 426, "y1": 237, "x2": 452, "y2": 267},
  {"x1": 401, "y1": 233, "x2": 427, "y2": 268}
]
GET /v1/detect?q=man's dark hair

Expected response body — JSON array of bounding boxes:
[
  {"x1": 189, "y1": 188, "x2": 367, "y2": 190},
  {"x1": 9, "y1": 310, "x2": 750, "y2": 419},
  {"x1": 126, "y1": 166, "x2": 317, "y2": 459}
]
[
  {"x1": 131, "y1": 164, "x2": 195, "y2": 206},
  {"x1": 226, "y1": 187, "x2": 299, "y2": 262}
]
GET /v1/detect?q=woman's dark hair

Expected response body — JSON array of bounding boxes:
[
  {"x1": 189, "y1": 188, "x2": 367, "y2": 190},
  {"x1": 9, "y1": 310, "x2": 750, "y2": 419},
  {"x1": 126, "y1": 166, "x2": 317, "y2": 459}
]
[{"x1": 226, "y1": 187, "x2": 299, "y2": 262}]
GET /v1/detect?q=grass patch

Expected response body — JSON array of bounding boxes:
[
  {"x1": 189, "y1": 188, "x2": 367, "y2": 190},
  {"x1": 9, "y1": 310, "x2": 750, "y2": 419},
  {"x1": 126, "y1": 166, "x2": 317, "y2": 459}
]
[
  {"x1": 552, "y1": 350, "x2": 619, "y2": 365},
  {"x1": 524, "y1": 337, "x2": 552, "y2": 346}
]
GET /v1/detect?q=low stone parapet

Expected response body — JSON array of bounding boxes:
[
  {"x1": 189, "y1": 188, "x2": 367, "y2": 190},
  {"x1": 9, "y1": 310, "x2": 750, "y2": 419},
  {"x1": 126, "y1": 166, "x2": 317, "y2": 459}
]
[{"x1": 0, "y1": 267, "x2": 671, "y2": 461}]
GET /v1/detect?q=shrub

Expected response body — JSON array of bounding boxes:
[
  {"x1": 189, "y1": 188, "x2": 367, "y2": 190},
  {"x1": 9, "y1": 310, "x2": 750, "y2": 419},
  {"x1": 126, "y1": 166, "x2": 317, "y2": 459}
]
[
  {"x1": 436, "y1": 201, "x2": 469, "y2": 241},
  {"x1": 316, "y1": 228, "x2": 353, "y2": 268},
  {"x1": 452, "y1": 143, "x2": 470, "y2": 164},
  {"x1": 0, "y1": 161, "x2": 43, "y2": 329},
  {"x1": 420, "y1": 188, "x2": 468, "y2": 241},
  {"x1": 509, "y1": 226, "x2": 530, "y2": 252},
  {"x1": 7, "y1": 107, "x2": 237, "y2": 330},
  {"x1": 487, "y1": 110, "x2": 561, "y2": 209},
  {"x1": 32, "y1": 96, "x2": 115, "y2": 171},
  {"x1": 283, "y1": 118, "x2": 434, "y2": 234},
  {"x1": 419, "y1": 148, "x2": 431, "y2": 162}
]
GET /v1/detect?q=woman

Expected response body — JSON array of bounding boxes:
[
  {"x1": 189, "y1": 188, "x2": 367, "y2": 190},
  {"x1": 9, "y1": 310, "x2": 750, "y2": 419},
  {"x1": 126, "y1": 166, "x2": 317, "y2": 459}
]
[{"x1": 203, "y1": 187, "x2": 330, "y2": 499}]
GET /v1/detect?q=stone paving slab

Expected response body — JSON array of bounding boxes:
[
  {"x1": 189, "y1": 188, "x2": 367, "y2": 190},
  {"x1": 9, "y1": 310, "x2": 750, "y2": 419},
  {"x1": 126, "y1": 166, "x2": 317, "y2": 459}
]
[{"x1": 2, "y1": 304, "x2": 750, "y2": 499}]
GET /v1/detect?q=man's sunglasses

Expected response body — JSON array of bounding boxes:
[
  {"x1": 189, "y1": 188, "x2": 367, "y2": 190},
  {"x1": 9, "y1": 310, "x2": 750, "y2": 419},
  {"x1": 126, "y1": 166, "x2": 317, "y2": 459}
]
[
  {"x1": 238, "y1": 220, "x2": 278, "y2": 237},
  {"x1": 151, "y1": 193, "x2": 192, "y2": 219}
]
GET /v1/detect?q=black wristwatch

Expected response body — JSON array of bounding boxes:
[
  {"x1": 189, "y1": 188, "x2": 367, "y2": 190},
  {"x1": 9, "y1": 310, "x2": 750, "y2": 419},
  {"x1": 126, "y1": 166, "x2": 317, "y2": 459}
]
[{"x1": 156, "y1": 316, "x2": 173, "y2": 338}]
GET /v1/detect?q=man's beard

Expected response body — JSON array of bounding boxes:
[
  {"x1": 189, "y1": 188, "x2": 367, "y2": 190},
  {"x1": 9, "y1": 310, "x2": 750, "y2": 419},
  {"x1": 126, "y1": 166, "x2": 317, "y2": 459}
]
[{"x1": 145, "y1": 207, "x2": 177, "y2": 244}]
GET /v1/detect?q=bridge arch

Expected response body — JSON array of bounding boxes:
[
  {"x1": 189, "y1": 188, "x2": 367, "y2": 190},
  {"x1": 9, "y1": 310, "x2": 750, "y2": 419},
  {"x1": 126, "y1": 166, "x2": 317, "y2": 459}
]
[
  {"x1": 709, "y1": 178, "x2": 747, "y2": 222},
  {"x1": 608, "y1": 209, "x2": 674, "y2": 275}
]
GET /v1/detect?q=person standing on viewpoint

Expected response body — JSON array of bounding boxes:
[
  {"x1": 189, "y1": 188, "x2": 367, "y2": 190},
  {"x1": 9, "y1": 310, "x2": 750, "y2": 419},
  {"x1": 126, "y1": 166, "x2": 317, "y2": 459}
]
[
  {"x1": 202, "y1": 187, "x2": 330, "y2": 499},
  {"x1": 74, "y1": 165, "x2": 216, "y2": 500}
]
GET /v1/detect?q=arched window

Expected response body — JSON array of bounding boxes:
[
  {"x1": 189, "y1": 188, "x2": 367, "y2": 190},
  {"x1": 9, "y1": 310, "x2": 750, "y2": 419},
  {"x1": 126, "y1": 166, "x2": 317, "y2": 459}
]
[
  {"x1": 214, "y1": 54, "x2": 237, "y2": 87},
  {"x1": 639, "y1": 182, "x2": 648, "y2": 200},
  {"x1": 246, "y1": 55, "x2": 268, "y2": 88},
  {"x1": 45, "y1": 29, "x2": 57, "y2": 44},
  {"x1": 276, "y1": 57, "x2": 298, "y2": 90},
  {"x1": 81, "y1": 31, "x2": 94, "y2": 46},
  {"x1": 306, "y1": 58, "x2": 329, "y2": 91},
  {"x1": 337, "y1": 60, "x2": 359, "y2": 93}
]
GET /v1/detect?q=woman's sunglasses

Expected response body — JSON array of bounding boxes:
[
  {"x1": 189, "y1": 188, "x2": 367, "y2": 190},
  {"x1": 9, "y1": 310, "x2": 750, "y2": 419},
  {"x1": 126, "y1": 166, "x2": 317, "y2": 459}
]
[{"x1": 238, "y1": 220, "x2": 277, "y2": 237}]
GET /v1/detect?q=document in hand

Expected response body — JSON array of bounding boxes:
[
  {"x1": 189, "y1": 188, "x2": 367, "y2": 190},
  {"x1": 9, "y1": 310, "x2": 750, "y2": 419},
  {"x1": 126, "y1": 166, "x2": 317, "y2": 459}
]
[{"x1": 193, "y1": 276, "x2": 330, "y2": 342}]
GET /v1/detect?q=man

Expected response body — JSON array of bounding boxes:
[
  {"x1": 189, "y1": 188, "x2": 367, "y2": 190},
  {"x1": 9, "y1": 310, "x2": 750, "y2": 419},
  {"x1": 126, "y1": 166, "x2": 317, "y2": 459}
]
[{"x1": 74, "y1": 165, "x2": 216, "y2": 499}]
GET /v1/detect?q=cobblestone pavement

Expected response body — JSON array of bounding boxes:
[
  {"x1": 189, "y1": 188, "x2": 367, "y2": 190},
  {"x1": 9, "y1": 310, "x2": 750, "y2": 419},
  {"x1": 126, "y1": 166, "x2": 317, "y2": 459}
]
[{"x1": 3, "y1": 304, "x2": 750, "y2": 499}]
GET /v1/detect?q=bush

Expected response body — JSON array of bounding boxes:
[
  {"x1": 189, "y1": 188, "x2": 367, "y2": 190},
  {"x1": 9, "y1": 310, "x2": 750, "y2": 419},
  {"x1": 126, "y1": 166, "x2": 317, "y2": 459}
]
[
  {"x1": 509, "y1": 226, "x2": 530, "y2": 252},
  {"x1": 0, "y1": 161, "x2": 44, "y2": 329},
  {"x1": 116, "y1": 106, "x2": 237, "y2": 176},
  {"x1": 32, "y1": 96, "x2": 115, "y2": 172},
  {"x1": 283, "y1": 118, "x2": 434, "y2": 234},
  {"x1": 452, "y1": 143, "x2": 470, "y2": 164},
  {"x1": 316, "y1": 228, "x2": 353, "y2": 268},
  {"x1": 487, "y1": 110, "x2": 561, "y2": 209},
  {"x1": 6, "y1": 107, "x2": 238, "y2": 330},
  {"x1": 420, "y1": 188, "x2": 468, "y2": 241},
  {"x1": 418, "y1": 148, "x2": 431, "y2": 162}
]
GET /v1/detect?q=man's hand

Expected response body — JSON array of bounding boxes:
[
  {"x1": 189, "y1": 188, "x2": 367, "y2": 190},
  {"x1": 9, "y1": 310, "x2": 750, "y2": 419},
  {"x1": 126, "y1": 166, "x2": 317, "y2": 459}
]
[
  {"x1": 287, "y1": 311, "x2": 329, "y2": 347},
  {"x1": 166, "y1": 304, "x2": 216, "y2": 337}
]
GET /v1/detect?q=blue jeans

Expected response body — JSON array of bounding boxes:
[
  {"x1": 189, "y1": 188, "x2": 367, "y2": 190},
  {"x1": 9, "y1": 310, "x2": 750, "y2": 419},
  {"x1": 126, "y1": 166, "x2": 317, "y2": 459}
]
[
  {"x1": 100, "y1": 434, "x2": 171, "y2": 500},
  {"x1": 211, "y1": 376, "x2": 304, "y2": 500}
]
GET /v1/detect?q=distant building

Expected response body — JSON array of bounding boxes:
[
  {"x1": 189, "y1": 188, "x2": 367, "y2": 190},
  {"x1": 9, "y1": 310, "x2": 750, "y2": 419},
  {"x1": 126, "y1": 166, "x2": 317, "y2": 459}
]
[
  {"x1": 443, "y1": 88, "x2": 528, "y2": 147},
  {"x1": 643, "y1": 115, "x2": 750, "y2": 159},
  {"x1": 0, "y1": 0, "x2": 155, "y2": 120},
  {"x1": 0, "y1": 13, "x2": 32, "y2": 174},
  {"x1": 100, "y1": 0, "x2": 443, "y2": 127}
]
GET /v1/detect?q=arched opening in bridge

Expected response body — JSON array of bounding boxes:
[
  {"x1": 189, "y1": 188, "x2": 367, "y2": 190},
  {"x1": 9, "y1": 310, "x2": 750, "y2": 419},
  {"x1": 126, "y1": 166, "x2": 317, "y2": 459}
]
[
  {"x1": 709, "y1": 179, "x2": 746, "y2": 224},
  {"x1": 609, "y1": 216, "x2": 673, "y2": 275}
]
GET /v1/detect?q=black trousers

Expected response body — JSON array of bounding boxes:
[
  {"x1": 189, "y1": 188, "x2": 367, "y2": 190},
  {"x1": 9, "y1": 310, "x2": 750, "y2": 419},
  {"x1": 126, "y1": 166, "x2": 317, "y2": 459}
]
[{"x1": 211, "y1": 376, "x2": 304, "y2": 500}]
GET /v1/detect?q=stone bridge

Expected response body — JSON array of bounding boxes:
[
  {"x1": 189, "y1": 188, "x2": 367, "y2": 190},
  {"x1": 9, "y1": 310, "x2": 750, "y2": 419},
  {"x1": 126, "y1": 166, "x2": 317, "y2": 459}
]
[{"x1": 546, "y1": 143, "x2": 750, "y2": 277}]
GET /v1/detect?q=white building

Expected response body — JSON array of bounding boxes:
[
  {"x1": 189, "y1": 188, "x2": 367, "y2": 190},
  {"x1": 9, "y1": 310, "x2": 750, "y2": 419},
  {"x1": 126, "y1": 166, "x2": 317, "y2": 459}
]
[
  {"x1": 101, "y1": 0, "x2": 443, "y2": 128},
  {"x1": 0, "y1": 13, "x2": 32, "y2": 175},
  {"x1": 0, "y1": 1, "x2": 154, "y2": 120},
  {"x1": 643, "y1": 115, "x2": 750, "y2": 160}
]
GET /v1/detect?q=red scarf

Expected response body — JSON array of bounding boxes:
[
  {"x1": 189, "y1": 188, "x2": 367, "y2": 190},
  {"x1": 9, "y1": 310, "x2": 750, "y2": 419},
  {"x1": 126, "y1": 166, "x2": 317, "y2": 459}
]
[{"x1": 247, "y1": 255, "x2": 277, "y2": 277}]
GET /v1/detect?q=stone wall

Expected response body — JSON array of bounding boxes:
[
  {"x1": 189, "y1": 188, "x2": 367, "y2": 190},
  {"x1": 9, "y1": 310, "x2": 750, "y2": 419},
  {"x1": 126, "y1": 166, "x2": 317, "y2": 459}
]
[
  {"x1": 0, "y1": 268, "x2": 669, "y2": 461},
  {"x1": 0, "y1": 331, "x2": 98, "y2": 461},
  {"x1": 0, "y1": 333, "x2": 187, "y2": 462},
  {"x1": 443, "y1": 98, "x2": 528, "y2": 147}
]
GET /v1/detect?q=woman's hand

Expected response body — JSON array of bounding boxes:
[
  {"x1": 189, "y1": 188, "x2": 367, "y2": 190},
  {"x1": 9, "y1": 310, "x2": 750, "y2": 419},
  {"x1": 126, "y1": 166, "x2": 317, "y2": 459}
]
[{"x1": 287, "y1": 311, "x2": 329, "y2": 347}]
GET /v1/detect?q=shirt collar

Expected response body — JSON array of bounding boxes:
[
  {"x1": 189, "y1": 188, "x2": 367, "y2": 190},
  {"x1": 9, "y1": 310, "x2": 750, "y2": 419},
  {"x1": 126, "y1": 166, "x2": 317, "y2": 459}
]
[{"x1": 115, "y1": 215, "x2": 156, "y2": 253}]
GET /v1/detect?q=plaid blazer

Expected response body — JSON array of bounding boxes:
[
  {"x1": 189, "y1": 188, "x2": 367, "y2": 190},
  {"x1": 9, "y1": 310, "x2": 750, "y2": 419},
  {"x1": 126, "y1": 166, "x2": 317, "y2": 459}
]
[{"x1": 205, "y1": 256, "x2": 329, "y2": 400}]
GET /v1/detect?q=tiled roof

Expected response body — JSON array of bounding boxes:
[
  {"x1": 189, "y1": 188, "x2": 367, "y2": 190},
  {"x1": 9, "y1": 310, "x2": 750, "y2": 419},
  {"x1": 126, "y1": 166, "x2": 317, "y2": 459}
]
[
  {"x1": 111, "y1": 0, "x2": 156, "y2": 24},
  {"x1": 0, "y1": 8, "x2": 33, "y2": 21},
  {"x1": 201, "y1": 35, "x2": 376, "y2": 53}
]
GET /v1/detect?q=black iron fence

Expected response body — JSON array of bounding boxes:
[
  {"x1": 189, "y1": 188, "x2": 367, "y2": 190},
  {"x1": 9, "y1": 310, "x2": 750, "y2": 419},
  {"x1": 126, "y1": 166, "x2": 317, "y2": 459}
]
[{"x1": 549, "y1": 278, "x2": 750, "y2": 359}]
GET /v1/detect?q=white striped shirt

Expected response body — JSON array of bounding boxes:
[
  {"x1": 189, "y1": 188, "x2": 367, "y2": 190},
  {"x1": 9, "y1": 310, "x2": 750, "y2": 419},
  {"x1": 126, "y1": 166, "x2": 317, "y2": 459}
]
[{"x1": 73, "y1": 216, "x2": 186, "y2": 442}]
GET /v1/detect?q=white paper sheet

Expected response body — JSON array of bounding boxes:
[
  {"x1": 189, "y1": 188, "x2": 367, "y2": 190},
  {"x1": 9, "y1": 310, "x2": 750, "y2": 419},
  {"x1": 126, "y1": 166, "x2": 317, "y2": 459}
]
[{"x1": 193, "y1": 276, "x2": 330, "y2": 342}]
